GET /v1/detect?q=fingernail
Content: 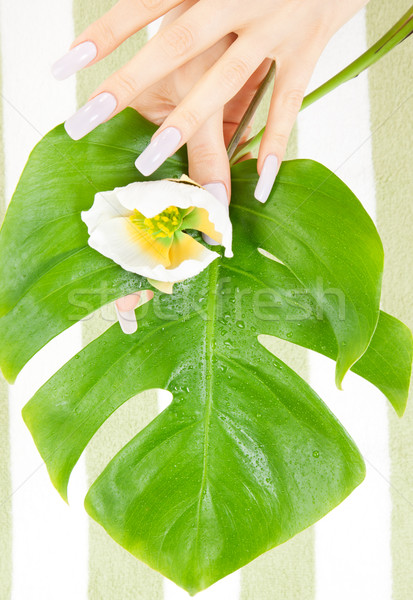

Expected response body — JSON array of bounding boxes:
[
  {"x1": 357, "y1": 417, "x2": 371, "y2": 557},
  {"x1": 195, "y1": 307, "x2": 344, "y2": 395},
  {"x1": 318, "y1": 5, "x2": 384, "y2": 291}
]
[
  {"x1": 202, "y1": 182, "x2": 228, "y2": 246},
  {"x1": 51, "y1": 41, "x2": 97, "y2": 80},
  {"x1": 204, "y1": 182, "x2": 228, "y2": 207},
  {"x1": 135, "y1": 127, "x2": 181, "y2": 176},
  {"x1": 254, "y1": 155, "x2": 279, "y2": 203},
  {"x1": 115, "y1": 306, "x2": 137, "y2": 335},
  {"x1": 64, "y1": 92, "x2": 117, "y2": 140}
]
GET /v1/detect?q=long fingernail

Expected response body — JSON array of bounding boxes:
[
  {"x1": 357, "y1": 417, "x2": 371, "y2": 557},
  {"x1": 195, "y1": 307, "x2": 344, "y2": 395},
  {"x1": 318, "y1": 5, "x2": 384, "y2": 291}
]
[
  {"x1": 254, "y1": 155, "x2": 279, "y2": 203},
  {"x1": 115, "y1": 306, "x2": 137, "y2": 335},
  {"x1": 64, "y1": 92, "x2": 117, "y2": 140},
  {"x1": 135, "y1": 127, "x2": 181, "y2": 176},
  {"x1": 202, "y1": 182, "x2": 228, "y2": 246},
  {"x1": 51, "y1": 42, "x2": 97, "y2": 80}
]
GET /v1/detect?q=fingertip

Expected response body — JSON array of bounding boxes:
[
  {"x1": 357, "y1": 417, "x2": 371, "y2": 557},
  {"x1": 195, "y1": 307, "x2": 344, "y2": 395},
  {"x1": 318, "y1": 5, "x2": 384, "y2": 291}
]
[
  {"x1": 203, "y1": 181, "x2": 229, "y2": 207},
  {"x1": 115, "y1": 306, "x2": 137, "y2": 335},
  {"x1": 64, "y1": 92, "x2": 117, "y2": 140},
  {"x1": 51, "y1": 41, "x2": 97, "y2": 81},
  {"x1": 254, "y1": 154, "x2": 278, "y2": 203},
  {"x1": 135, "y1": 127, "x2": 182, "y2": 176},
  {"x1": 202, "y1": 181, "x2": 229, "y2": 246},
  {"x1": 116, "y1": 293, "x2": 141, "y2": 312}
]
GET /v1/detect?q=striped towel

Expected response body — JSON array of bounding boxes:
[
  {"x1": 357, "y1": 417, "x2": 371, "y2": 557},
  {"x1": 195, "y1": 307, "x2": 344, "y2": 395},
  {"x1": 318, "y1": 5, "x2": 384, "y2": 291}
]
[{"x1": 0, "y1": 1, "x2": 412, "y2": 598}]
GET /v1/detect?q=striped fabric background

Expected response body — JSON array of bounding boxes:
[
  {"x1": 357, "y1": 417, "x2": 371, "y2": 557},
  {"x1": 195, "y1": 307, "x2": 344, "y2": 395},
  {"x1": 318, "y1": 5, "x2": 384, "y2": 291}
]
[{"x1": 0, "y1": 0, "x2": 412, "y2": 598}]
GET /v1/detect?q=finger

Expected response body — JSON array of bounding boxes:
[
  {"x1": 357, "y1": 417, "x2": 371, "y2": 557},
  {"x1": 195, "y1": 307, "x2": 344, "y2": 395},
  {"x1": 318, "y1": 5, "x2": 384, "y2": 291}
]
[
  {"x1": 64, "y1": 0, "x2": 231, "y2": 140},
  {"x1": 115, "y1": 290, "x2": 155, "y2": 334},
  {"x1": 52, "y1": 0, "x2": 183, "y2": 80},
  {"x1": 186, "y1": 111, "x2": 230, "y2": 247},
  {"x1": 223, "y1": 122, "x2": 252, "y2": 148},
  {"x1": 222, "y1": 59, "x2": 272, "y2": 148},
  {"x1": 223, "y1": 59, "x2": 272, "y2": 128},
  {"x1": 187, "y1": 111, "x2": 230, "y2": 199},
  {"x1": 135, "y1": 35, "x2": 268, "y2": 176},
  {"x1": 254, "y1": 52, "x2": 319, "y2": 203},
  {"x1": 115, "y1": 292, "x2": 141, "y2": 334}
]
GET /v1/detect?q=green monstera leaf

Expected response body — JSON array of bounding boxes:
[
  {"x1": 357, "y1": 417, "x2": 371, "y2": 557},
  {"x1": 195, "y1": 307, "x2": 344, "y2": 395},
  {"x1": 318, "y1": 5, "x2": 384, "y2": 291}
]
[{"x1": 0, "y1": 110, "x2": 411, "y2": 594}]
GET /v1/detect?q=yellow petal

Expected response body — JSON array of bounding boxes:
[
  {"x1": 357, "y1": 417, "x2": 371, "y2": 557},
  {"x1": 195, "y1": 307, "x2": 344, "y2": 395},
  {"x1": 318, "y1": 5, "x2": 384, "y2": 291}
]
[
  {"x1": 148, "y1": 279, "x2": 175, "y2": 294},
  {"x1": 166, "y1": 175, "x2": 203, "y2": 188},
  {"x1": 126, "y1": 219, "x2": 172, "y2": 267},
  {"x1": 167, "y1": 232, "x2": 203, "y2": 269},
  {"x1": 182, "y1": 207, "x2": 222, "y2": 244}
]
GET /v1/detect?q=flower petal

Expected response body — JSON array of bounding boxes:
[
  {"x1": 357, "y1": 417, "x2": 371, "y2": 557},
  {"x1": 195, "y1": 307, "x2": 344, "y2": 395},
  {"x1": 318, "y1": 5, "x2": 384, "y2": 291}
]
[
  {"x1": 114, "y1": 180, "x2": 233, "y2": 258},
  {"x1": 88, "y1": 216, "x2": 218, "y2": 283},
  {"x1": 182, "y1": 208, "x2": 221, "y2": 243},
  {"x1": 81, "y1": 190, "x2": 129, "y2": 234},
  {"x1": 168, "y1": 232, "x2": 207, "y2": 268},
  {"x1": 88, "y1": 216, "x2": 173, "y2": 270},
  {"x1": 148, "y1": 279, "x2": 174, "y2": 294}
]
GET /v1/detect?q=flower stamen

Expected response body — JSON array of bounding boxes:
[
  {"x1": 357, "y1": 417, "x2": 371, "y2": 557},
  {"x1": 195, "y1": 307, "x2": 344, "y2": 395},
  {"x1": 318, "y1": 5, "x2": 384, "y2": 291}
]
[{"x1": 130, "y1": 206, "x2": 185, "y2": 239}]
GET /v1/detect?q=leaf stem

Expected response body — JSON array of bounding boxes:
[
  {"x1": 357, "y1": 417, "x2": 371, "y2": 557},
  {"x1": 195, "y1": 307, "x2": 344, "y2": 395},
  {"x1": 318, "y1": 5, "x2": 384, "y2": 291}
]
[
  {"x1": 226, "y1": 61, "x2": 276, "y2": 160},
  {"x1": 229, "y1": 6, "x2": 413, "y2": 165}
]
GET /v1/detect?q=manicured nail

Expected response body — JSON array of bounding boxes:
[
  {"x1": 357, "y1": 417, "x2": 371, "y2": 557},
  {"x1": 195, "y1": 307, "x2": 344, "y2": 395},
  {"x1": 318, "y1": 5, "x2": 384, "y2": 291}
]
[
  {"x1": 115, "y1": 306, "x2": 137, "y2": 335},
  {"x1": 202, "y1": 182, "x2": 228, "y2": 246},
  {"x1": 51, "y1": 42, "x2": 97, "y2": 80},
  {"x1": 64, "y1": 92, "x2": 117, "y2": 140},
  {"x1": 254, "y1": 154, "x2": 279, "y2": 203},
  {"x1": 135, "y1": 127, "x2": 181, "y2": 176}
]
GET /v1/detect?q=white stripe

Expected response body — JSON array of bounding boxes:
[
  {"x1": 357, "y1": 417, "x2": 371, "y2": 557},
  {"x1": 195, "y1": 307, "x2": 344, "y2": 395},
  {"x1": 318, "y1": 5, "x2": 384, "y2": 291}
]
[
  {"x1": 163, "y1": 573, "x2": 241, "y2": 600},
  {"x1": 0, "y1": 2, "x2": 88, "y2": 599},
  {"x1": 297, "y1": 10, "x2": 391, "y2": 600}
]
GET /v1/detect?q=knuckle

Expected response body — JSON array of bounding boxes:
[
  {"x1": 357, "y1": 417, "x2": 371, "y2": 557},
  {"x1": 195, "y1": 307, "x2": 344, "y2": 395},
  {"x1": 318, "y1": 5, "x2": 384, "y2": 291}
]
[
  {"x1": 160, "y1": 23, "x2": 194, "y2": 57},
  {"x1": 190, "y1": 145, "x2": 220, "y2": 168},
  {"x1": 140, "y1": 0, "x2": 164, "y2": 12},
  {"x1": 112, "y1": 70, "x2": 139, "y2": 99},
  {"x1": 94, "y1": 16, "x2": 118, "y2": 49},
  {"x1": 270, "y1": 132, "x2": 289, "y2": 151},
  {"x1": 180, "y1": 108, "x2": 201, "y2": 131},
  {"x1": 282, "y1": 88, "x2": 304, "y2": 114},
  {"x1": 220, "y1": 58, "x2": 251, "y2": 91}
]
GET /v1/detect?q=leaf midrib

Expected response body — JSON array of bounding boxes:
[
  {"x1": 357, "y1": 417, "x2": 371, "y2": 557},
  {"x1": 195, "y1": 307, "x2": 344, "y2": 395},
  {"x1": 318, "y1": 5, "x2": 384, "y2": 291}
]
[{"x1": 193, "y1": 258, "x2": 219, "y2": 558}]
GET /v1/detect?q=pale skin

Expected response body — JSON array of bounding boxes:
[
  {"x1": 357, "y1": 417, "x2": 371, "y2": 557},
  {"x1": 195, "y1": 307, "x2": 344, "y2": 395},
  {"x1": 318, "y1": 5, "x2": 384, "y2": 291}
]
[
  {"x1": 58, "y1": 0, "x2": 369, "y2": 200},
  {"x1": 52, "y1": 0, "x2": 368, "y2": 321}
]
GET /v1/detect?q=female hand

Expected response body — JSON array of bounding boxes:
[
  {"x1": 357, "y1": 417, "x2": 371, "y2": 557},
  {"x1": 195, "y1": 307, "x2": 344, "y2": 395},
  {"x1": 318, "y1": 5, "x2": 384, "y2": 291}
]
[
  {"x1": 53, "y1": 0, "x2": 368, "y2": 203},
  {"x1": 84, "y1": 5, "x2": 270, "y2": 333},
  {"x1": 122, "y1": 6, "x2": 271, "y2": 199}
]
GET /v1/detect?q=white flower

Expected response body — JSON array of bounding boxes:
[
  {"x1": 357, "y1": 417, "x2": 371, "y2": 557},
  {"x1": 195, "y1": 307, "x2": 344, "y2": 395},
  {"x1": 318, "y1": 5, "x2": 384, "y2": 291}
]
[{"x1": 81, "y1": 177, "x2": 233, "y2": 333}]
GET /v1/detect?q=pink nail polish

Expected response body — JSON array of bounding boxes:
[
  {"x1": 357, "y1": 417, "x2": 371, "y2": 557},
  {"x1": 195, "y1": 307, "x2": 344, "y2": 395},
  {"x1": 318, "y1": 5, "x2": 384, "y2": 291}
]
[
  {"x1": 51, "y1": 41, "x2": 97, "y2": 80},
  {"x1": 254, "y1": 155, "x2": 279, "y2": 203},
  {"x1": 204, "y1": 182, "x2": 228, "y2": 207},
  {"x1": 64, "y1": 92, "x2": 117, "y2": 140},
  {"x1": 202, "y1": 182, "x2": 228, "y2": 246},
  {"x1": 115, "y1": 306, "x2": 137, "y2": 335},
  {"x1": 135, "y1": 127, "x2": 181, "y2": 176}
]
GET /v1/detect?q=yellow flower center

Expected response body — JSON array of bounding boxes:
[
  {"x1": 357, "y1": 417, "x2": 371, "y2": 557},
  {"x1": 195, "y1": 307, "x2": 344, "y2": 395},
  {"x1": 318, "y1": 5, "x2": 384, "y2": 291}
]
[{"x1": 130, "y1": 206, "x2": 185, "y2": 239}]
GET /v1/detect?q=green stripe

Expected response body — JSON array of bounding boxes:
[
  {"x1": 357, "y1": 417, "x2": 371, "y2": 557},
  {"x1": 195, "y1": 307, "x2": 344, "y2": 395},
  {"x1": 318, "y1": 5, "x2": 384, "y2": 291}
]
[
  {"x1": 73, "y1": 3, "x2": 162, "y2": 598},
  {"x1": 366, "y1": 1, "x2": 413, "y2": 599},
  {"x1": 0, "y1": 44, "x2": 12, "y2": 600}
]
